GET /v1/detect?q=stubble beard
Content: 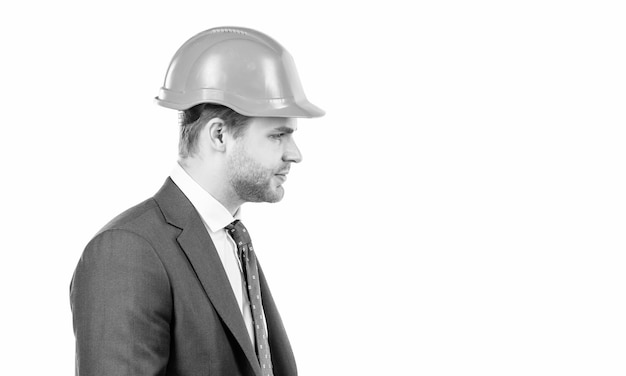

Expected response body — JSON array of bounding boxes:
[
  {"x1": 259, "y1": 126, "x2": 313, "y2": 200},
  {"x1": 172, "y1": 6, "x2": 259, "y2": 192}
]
[{"x1": 227, "y1": 149, "x2": 285, "y2": 204}]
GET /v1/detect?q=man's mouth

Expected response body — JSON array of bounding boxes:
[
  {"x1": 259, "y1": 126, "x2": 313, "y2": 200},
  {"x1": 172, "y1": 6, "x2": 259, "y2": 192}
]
[
  {"x1": 274, "y1": 170, "x2": 289, "y2": 183},
  {"x1": 275, "y1": 168, "x2": 290, "y2": 176}
]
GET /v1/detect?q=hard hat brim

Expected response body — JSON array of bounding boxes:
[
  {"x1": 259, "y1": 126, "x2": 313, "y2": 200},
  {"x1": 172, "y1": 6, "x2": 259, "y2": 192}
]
[{"x1": 155, "y1": 88, "x2": 325, "y2": 118}]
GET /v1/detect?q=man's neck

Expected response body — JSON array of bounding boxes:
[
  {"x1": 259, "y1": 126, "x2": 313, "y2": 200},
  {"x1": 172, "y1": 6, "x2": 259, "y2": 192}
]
[{"x1": 178, "y1": 159, "x2": 243, "y2": 215}]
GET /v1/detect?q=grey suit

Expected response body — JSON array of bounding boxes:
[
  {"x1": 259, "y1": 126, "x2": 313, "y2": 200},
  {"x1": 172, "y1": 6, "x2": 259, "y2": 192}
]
[{"x1": 70, "y1": 178, "x2": 297, "y2": 376}]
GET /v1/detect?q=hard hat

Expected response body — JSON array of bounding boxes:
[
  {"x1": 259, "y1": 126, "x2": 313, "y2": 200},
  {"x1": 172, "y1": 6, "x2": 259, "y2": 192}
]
[{"x1": 155, "y1": 27, "x2": 325, "y2": 118}]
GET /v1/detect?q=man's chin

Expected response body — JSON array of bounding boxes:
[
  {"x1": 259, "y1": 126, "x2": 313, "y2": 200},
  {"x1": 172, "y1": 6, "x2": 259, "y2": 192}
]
[{"x1": 265, "y1": 186, "x2": 285, "y2": 203}]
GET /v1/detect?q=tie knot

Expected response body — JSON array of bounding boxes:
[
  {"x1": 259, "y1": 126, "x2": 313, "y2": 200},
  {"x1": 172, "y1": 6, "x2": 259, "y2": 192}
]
[{"x1": 225, "y1": 220, "x2": 252, "y2": 246}]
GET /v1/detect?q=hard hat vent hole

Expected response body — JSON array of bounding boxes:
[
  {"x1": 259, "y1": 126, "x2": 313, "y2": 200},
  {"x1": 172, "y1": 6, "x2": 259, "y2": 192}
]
[{"x1": 210, "y1": 28, "x2": 248, "y2": 36}]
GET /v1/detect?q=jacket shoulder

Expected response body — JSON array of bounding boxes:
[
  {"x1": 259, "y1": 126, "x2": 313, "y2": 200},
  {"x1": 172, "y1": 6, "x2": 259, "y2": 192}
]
[{"x1": 96, "y1": 198, "x2": 164, "y2": 236}]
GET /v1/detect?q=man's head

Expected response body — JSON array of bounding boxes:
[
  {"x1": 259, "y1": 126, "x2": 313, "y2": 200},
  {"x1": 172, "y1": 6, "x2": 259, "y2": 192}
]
[
  {"x1": 158, "y1": 26, "x2": 322, "y2": 212},
  {"x1": 178, "y1": 103, "x2": 302, "y2": 208}
]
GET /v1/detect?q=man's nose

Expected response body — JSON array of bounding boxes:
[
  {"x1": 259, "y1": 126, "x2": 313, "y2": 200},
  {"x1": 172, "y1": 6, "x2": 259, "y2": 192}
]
[{"x1": 283, "y1": 139, "x2": 303, "y2": 163}]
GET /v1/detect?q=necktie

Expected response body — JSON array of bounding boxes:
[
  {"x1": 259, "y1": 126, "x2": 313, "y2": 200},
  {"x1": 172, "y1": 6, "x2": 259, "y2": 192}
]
[{"x1": 225, "y1": 220, "x2": 274, "y2": 376}]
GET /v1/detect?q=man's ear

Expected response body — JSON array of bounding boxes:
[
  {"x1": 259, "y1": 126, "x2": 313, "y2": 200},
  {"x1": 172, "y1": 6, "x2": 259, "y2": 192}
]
[{"x1": 206, "y1": 117, "x2": 226, "y2": 151}]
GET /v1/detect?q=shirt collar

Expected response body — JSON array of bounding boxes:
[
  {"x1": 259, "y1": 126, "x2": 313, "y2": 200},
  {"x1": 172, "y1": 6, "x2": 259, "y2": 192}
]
[{"x1": 170, "y1": 162, "x2": 241, "y2": 233}]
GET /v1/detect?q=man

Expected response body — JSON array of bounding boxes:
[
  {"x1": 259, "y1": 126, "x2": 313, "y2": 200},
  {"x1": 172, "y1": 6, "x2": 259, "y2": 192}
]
[{"x1": 70, "y1": 26, "x2": 324, "y2": 376}]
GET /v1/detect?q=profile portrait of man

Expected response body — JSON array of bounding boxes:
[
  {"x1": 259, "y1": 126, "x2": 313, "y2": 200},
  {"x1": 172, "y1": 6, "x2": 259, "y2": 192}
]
[{"x1": 69, "y1": 26, "x2": 324, "y2": 376}]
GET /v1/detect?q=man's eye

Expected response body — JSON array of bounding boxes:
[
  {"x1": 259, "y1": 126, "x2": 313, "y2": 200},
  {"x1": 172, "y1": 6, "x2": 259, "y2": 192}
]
[{"x1": 271, "y1": 134, "x2": 284, "y2": 139}]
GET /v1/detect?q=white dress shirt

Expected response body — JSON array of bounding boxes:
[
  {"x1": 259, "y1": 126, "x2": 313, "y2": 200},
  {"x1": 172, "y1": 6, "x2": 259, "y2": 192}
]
[{"x1": 170, "y1": 163, "x2": 256, "y2": 344}]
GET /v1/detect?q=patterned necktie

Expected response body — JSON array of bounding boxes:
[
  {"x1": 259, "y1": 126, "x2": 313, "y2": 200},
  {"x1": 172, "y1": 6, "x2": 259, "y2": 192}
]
[{"x1": 225, "y1": 220, "x2": 274, "y2": 376}]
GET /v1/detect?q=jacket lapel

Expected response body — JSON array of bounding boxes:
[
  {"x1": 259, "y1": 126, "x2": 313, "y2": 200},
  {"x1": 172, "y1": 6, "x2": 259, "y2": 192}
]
[
  {"x1": 154, "y1": 178, "x2": 262, "y2": 376},
  {"x1": 259, "y1": 264, "x2": 297, "y2": 376}
]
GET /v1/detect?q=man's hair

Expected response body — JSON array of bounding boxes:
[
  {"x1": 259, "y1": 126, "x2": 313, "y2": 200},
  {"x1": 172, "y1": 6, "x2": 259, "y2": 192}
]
[{"x1": 179, "y1": 103, "x2": 251, "y2": 159}]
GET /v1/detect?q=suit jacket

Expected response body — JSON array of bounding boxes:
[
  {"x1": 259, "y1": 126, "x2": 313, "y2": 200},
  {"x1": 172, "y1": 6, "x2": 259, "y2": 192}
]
[{"x1": 70, "y1": 178, "x2": 297, "y2": 376}]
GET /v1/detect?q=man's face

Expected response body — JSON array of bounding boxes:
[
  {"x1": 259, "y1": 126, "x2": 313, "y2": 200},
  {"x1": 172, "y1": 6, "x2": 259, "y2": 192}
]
[{"x1": 226, "y1": 117, "x2": 302, "y2": 203}]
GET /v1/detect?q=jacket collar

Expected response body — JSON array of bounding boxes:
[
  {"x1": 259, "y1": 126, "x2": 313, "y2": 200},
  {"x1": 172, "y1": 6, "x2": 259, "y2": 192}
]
[{"x1": 153, "y1": 178, "x2": 263, "y2": 376}]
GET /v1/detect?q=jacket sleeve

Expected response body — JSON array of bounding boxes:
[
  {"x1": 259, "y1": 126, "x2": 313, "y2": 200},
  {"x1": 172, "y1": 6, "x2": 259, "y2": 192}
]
[{"x1": 70, "y1": 229, "x2": 172, "y2": 376}]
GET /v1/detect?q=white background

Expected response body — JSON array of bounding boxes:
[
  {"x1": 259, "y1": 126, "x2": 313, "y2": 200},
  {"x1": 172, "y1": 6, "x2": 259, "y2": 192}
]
[{"x1": 1, "y1": 1, "x2": 625, "y2": 375}]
